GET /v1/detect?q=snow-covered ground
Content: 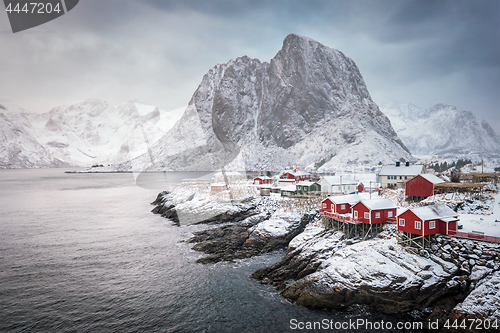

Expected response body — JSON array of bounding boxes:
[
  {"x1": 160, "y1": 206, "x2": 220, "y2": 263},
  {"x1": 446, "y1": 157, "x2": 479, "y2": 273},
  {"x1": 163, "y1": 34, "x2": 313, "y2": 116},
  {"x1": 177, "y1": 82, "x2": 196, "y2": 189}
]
[{"x1": 459, "y1": 190, "x2": 500, "y2": 236}]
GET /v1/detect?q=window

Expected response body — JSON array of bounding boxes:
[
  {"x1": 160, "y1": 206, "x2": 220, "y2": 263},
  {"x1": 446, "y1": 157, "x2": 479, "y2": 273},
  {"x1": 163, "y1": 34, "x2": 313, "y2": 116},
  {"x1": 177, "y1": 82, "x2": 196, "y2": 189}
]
[
  {"x1": 322, "y1": 203, "x2": 326, "y2": 208},
  {"x1": 375, "y1": 212, "x2": 380, "y2": 218},
  {"x1": 364, "y1": 212, "x2": 370, "y2": 219},
  {"x1": 405, "y1": 176, "x2": 408, "y2": 180},
  {"x1": 354, "y1": 211, "x2": 358, "y2": 218},
  {"x1": 400, "y1": 176, "x2": 402, "y2": 180},
  {"x1": 429, "y1": 221, "x2": 436, "y2": 229},
  {"x1": 341, "y1": 204, "x2": 345, "y2": 210},
  {"x1": 388, "y1": 211, "x2": 393, "y2": 217},
  {"x1": 399, "y1": 218, "x2": 405, "y2": 226},
  {"x1": 415, "y1": 221, "x2": 421, "y2": 229}
]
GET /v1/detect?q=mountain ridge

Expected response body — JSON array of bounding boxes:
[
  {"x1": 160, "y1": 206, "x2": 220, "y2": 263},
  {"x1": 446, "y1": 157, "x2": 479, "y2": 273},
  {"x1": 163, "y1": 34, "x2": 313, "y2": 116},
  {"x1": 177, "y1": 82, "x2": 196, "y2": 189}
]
[
  {"x1": 380, "y1": 101, "x2": 500, "y2": 157},
  {"x1": 0, "y1": 99, "x2": 185, "y2": 168}
]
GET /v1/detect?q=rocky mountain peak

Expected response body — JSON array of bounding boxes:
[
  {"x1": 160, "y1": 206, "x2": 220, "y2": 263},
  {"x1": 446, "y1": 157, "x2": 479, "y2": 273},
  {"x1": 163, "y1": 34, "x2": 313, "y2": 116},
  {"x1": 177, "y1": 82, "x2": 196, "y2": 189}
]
[{"x1": 138, "y1": 34, "x2": 410, "y2": 172}]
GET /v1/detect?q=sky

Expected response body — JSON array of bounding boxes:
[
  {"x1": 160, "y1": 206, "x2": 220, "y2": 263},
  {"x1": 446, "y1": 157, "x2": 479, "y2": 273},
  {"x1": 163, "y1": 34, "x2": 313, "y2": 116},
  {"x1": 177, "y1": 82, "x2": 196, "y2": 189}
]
[{"x1": 0, "y1": 0, "x2": 499, "y2": 133}]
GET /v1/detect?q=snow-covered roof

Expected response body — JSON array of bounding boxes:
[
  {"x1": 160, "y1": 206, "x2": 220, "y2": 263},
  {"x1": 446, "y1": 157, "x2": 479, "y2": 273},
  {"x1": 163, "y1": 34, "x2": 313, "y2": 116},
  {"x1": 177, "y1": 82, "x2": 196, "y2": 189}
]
[
  {"x1": 211, "y1": 182, "x2": 227, "y2": 186},
  {"x1": 418, "y1": 173, "x2": 445, "y2": 184},
  {"x1": 281, "y1": 170, "x2": 311, "y2": 177},
  {"x1": 254, "y1": 176, "x2": 272, "y2": 180},
  {"x1": 320, "y1": 175, "x2": 357, "y2": 185},
  {"x1": 279, "y1": 179, "x2": 295, "y2": 183},
  {"x1": 296, "y1": 181, "x2": 317, "y2": 186},
  {"x1": 326, "y1": 193, "x2": 361, "y2": 205},
  {"x1": 281, "y1": 185, "x2": 297, "y2": 191},
  {"x1": 410, "y1": 205, "x2": 458, "y2": 221},
  {"x1": 379, "y1": 165, "x2": 424, "y2": 176},
  {"x1": 358, "y1": 198, "x2": 397, "y2": 210}
]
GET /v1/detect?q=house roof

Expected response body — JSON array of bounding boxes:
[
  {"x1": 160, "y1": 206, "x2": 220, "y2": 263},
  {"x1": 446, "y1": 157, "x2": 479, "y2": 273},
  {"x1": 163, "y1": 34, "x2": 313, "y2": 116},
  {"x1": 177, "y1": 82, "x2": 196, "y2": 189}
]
[
  {"x1": 320, "y1": 175, "x2": 357, "y2": 185},
  {"x1": 379, "y1": 165, "x2": 424, "y2": 176},
  {"x1": 418, "y1": 173, "x2": 446, "y2": 184},
  {"x1": 296, "y1": 181, "x2": 318, "y2": 187},
  {"x1": 358, "y1": 198, "x2": 397, "y2": 210},
  {"x1": 409, "y1": 205, "x2": 457, "y2": 221},
  {"x1": 325, "y1": 193, "x2": 361, "y2": 205},
  {"x1": 281, "y1": 185, "x2": 297, "y2": 191},
  {"x1": 281, "y1": 170, "x2": 311, "y2": 177},
  {"x1": 255, "y1": 176, "x2": 272, "y2": 180}
]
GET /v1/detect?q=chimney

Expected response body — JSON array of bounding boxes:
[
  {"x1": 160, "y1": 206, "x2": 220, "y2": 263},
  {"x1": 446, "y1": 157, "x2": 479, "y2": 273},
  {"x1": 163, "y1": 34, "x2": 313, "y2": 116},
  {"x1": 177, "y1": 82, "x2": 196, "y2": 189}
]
[
  {"x1": 396, "y1": 161, "x2": 400, "y2": 167},
  {"x1": 405, "y1": 162, "x2": 410, "y2": 167}
]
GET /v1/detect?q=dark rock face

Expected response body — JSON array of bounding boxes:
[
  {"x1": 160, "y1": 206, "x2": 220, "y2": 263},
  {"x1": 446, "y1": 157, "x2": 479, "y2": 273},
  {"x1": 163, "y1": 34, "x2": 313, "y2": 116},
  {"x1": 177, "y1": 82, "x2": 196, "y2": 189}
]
[
  {"x1": 150, "y1": 191, "x2": 180, "y2": 224},
  {"x1": 258, "y1": 34, "x2": 393, "y2": 149},
  {"x1": 250, "y1": 248, "x2": 321, "y2": 285}
]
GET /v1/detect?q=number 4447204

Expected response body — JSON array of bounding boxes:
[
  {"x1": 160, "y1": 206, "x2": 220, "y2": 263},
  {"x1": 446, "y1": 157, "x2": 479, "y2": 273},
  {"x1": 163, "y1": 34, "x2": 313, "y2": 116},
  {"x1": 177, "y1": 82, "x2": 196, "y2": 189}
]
[
  {"x1": 444, "y1": 319, "x2": 498, "y2": 330},
  {"x1": 5, "y1": 2, "x2": 62, "y2": 14}
]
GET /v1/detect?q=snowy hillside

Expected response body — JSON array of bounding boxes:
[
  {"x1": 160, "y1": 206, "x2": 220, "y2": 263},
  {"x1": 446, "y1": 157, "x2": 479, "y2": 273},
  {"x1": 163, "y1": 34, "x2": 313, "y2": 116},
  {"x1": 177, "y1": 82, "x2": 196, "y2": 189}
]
[
  {"x1": 380, "y1": 101, "x2": 500, "y2": 157},
  {"x1": 0, "y1": 102, "x2": 66, "y2": 168},
  {"x1": 0, "y1": 99, "x2": 185, "y2": 168},
  {"x1": 128, "y1": 34, "x2": 411, "y2": 172}
]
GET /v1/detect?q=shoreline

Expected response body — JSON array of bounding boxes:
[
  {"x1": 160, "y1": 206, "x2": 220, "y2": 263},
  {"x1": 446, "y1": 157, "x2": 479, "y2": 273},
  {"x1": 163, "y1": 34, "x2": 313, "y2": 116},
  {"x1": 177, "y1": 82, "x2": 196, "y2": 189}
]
[{"x1": 151, "y1": 189, "x2": 500, "y2": 331}]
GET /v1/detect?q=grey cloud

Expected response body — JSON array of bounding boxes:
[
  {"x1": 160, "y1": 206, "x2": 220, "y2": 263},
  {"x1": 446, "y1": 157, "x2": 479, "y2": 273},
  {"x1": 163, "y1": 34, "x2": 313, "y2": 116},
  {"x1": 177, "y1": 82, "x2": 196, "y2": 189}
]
[{"x1": 0, "y1": 0, "x2": 498, "y2": 133}]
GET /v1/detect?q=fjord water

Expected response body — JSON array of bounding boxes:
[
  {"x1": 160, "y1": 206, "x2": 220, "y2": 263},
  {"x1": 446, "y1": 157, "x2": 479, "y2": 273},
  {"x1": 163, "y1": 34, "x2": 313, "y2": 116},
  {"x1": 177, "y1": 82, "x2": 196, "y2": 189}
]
[{"x1": 0, "y1": 169, "x2": 405, "y2": 333}]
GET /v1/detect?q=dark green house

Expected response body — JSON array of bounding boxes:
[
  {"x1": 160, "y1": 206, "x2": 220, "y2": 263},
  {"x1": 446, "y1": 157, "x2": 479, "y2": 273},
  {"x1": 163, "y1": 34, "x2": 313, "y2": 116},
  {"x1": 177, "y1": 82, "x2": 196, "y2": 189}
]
[{"x1": 296, "y1": 181, "x2": 321, "y2": 195}]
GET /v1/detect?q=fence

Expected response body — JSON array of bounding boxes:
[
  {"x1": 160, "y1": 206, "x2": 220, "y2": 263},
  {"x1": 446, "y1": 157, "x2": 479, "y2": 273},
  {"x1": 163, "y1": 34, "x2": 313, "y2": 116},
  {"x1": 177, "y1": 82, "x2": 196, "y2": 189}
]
[
  {"x1": 320, "y1": 210, "x2": 397, "y2": 224},
  {"x1": 447, "y1": 230, "x2": 500, "y2": 243},
  {"x1": 321, "y1": 210, "x2": 363, "y2": 224}
]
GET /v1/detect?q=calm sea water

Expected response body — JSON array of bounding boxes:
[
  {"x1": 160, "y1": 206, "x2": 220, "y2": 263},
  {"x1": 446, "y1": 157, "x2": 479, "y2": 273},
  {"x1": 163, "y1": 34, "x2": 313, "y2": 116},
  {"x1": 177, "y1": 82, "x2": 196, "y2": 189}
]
[{"x1": 0, "y1": 169, "x2": 417, "y2": 333}]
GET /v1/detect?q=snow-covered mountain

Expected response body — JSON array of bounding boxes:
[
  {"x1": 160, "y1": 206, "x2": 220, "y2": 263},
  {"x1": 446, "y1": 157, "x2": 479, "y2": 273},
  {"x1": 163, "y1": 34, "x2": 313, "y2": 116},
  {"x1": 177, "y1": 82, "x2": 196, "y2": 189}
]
[
  {"x1": 0, "y1": 102, "x2": 66, "y2": 168},
  {"x1": 0, "y1": 99, "x2": 185, "y2": 168},
  {"x1": 380, "y1": 101, "x2": 500, "y2": 157},
  {"x1": 128, "y1": 34, "x2": 411, "y2": 172}
]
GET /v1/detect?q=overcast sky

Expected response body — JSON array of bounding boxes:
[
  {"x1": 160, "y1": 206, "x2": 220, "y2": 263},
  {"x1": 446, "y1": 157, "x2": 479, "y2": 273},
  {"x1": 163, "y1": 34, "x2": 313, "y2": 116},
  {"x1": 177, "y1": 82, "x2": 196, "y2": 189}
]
[{"x1": 1, "y1": 0, "x2": 499, "y2": 132}]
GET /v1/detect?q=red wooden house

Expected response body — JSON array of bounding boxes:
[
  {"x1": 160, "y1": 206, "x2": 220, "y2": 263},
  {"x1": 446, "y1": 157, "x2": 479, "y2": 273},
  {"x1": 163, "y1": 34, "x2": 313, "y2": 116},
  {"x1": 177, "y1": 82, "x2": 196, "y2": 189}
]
[
  {"x1": 253, "y1": 176, "x2": 273, "y2": 185},
  {"x1": 279, "y1": 170, "x2": 311, "y2": 183},
  {"x1": 320, "y1": 194, "x2": 361, "y2": 214},
  {"x1": 397, "y1": 205, "x2": 458, "y2": 236},
  {"x1": 351, "y1": 198, "x2": 397, "y2": 224},
  {"x1": 405, "y1": 174, "x2": 445, "y2": 201},
  {"x1": 357, "y1": 183, "x2": 365, "y2": 193}
]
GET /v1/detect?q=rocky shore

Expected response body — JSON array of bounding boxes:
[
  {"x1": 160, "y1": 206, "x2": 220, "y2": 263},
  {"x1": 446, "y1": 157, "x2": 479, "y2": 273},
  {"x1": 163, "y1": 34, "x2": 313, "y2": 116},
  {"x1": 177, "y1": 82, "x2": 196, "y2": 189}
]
[
  {"x1": 151, "y1": 190, "x2": 317, "y2": 263},
  {"x1": 151, "y1": 190, "x2": 500, "y2": 331},
  {"x1": 252, "y1": 223, "x2": 500, "y2": 331}
]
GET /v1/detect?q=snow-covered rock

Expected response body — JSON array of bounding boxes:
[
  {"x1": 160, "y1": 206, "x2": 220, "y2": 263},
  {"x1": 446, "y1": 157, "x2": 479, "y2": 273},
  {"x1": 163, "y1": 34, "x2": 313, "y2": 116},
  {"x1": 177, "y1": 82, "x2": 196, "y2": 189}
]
[
  {"x1": 280, "y1": 234, "x2": 461, "y2": 313},
  {"x1": 451, "y1": 270, "x2": 500, "y2": 324}
]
